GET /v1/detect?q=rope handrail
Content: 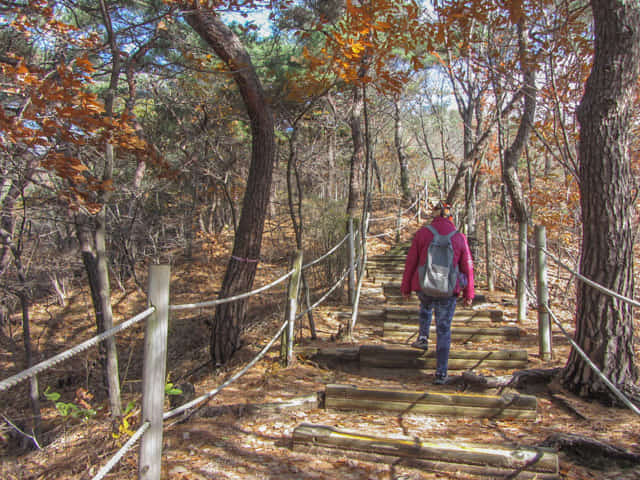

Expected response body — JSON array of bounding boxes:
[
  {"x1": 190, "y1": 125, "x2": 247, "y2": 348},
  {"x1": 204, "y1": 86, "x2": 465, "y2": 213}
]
[
  {"x1": 0, "y1": 307, "x2": 155, "y2": 393},
  {"x1": 537, "y1": 244, "x2": 640, "y2": 308},
  {"x1": 544, "y1": 305, "x2": 640, "y2": 416},
  {"x1": 164, "y1": 260, "x2": 358, "y2": 421},
  {"x1": 506, "y1": 241, "x2": 639, "y2": 414},
  {"x1": 296, "y1": 264, "x2": 353, "y2": 320},
  {"x1": 92, "y1": 421, "x2": 150, "y2": 480},
  {"x1": 366, "y1": 209, "x2": 420, "y2": 239},
  {"x1": 368, "y1": 196, "x2": 420, "y2": 223},
  {"x1": 171, "y1": 230, "x2": 355, "y2": 311},
  {"x1": 302, "y1": 233, "x2": 350, "y2": 270},
  {"x1": 163, "y1": 316, "x2": 289, "y2": 420},
  {"x1": 169, "y1": 269, "x2": 295, "y2": 311}
]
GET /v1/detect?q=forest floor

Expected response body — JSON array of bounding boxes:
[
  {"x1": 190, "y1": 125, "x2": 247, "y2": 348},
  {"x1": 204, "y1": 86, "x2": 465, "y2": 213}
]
[{"x1": 1, "y1": 215, "x2": 640, "y2": 480}]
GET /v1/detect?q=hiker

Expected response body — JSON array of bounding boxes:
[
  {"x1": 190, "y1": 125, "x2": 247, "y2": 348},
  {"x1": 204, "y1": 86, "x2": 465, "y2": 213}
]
[{"x1": 400, "y1": 202, "x2": 475, "y2": 385}]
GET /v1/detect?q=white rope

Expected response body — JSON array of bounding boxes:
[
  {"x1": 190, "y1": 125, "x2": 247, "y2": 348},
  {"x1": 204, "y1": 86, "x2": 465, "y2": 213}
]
[
  {"x1": 91, "y1": 421, "x2": 150, "y2": 480},
  {"x1": 544, "y1": 306, "x2": 640, "y2": 416},
  {"x1": 366, "y1": 210, "x2": 419, "y2": 239},
  {"x1": 302, "y1": 233, "x2": 350, "y2": 270},
  {"x1": 539, "y1": 245, "x2": 640, "y2": 308},
  {"x1": 510, "y1": 241, "x2": 639, "y2": 414},
  {"x1": 0, "y1": 307, "x2": 155, "y2": 393},
  {"x1": 165, "y1": 261, "x2": 359, "y2": 420},
  {"x1": 296, "y1": 265, "x2": 352, "y2": 320},
  {"x1": 368, "y1": 196, "x2": 420, "y2": 223},
  {"x1": 163, "y1": 317, "x2": 289, "y2": 420},
  {"x1": 169, "y1": 269, "x2": 294, "y2": 311}
]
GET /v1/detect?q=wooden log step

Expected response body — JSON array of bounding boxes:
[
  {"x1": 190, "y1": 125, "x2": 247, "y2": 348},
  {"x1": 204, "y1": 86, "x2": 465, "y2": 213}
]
[
  {"x1": 382, "y1": 284, "x2": 488, "y2": 304},
  {"x1": 325, "y1": 384, "x2": 537, "y2": 419},
  {"x1": 292, "y1": 424, "x2": 559, "y2": 478},
  {"x1": 383, "y1": 322, "x2": 523, "y2": 342},
  {"x1": 385, "y1": 306, "x2": 504, "y2": 322},
  {"x1": 295, "y1": 346, "x2": 360, "y2": 363},
  {"x1": 367, "y1": 255, "x2": 407, "y2": 262},
  {"x1": 359, "y1": 345, "x2": 529, "y2": 370},
  {"x1": 334, "y1": 308, "x2": 505, "y2": 324}
]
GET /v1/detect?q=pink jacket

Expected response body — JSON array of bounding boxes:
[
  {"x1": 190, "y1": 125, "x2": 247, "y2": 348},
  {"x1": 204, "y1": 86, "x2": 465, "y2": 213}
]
[{"x1": 400, "y1": 216, "x2": 475, "y2": 301}]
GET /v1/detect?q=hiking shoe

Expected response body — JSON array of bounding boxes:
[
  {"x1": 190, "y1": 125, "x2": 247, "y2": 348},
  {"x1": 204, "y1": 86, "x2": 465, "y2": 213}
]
[
  {"x1": 411, "y1": 337, "x2": 429, "y2": 350},
  {"x1": 432, "y1": 375, "x2": 448, "y2": 385}
]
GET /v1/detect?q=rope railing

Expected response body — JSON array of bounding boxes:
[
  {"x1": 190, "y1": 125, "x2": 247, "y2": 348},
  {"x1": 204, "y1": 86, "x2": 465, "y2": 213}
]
[
  {"x1": 164, "y1": 259, "x2": 358, "y2": 422},
  {"x1": 366, "y1": 209, "x2": 420, "y2": 239},
  {"x1": 544, "y1": 306, "x2": 640, "y2": 416},
  {"x1": 169, "y1": 233, "x2": 352, "y2": 312},
  {"x1": 302, "y1": 233, "x2": 350, "y2": 270},
  {"x1": 169, "y1": 270, "x2": 294, "y2": 311},
  {"x1": 539, "y1": 245, "x2": 640, "y2": 308},
  {"x1": 0, "y1": 307, "x2": 155, "y2": 393},
  {"x1": 164, "y1": 317, "x2": 288, "y2": 421},
  {"x1": 1, "y1": 209, "x2": 366, "y2": 480},
  {"x1": 92, "y1": 421, "x2": 150, "y2": 480},
  {"x1": 501, "y1": 237, "x2": 640, "y2": 415},
  {"x1": 296, "y1": 264, "x2": 353, "y2": 320},
  {"x1": 368, "y1": 195, "x2": 420, "y2": 223},
  {"x1": 89, "y1": 231, "x2": 356, "y2": 478}
]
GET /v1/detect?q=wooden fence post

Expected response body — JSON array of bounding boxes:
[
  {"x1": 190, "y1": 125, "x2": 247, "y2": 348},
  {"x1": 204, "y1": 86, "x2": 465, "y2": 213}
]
[
  {"x1": 535, "y1": 226, "x2": 552, "y2": 361},
  {"x1": 348, "y1": 213, "x2": 370, "y2": 339},
  {"x1": 281, "y1": 250, "x2": 303, "y2": 366},
  {"x1": 348, "y1": 217, "x2": 356, "y2": 306},
  {"x1": 485, "y1": 217, "x2": 494, "y2": 292},
  {"x1": 516, "y1": 221, "x2": 528, "y2": 322},
  {"x1": 139, "y1": 265, "x2": 170, "y2": 480}
]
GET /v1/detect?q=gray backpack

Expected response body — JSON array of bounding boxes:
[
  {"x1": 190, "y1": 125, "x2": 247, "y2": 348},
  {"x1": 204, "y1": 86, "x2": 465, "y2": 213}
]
[{"x1": 418, "y1": 225, "x2": 459, "y2": 297}]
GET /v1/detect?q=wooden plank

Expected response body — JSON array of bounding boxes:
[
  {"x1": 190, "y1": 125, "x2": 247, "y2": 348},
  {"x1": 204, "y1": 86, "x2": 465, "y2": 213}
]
[
  {"x1": 292, "y1": 424, "x2": 558, "y2": 476},
  {"x1": 385, "y1": 307, "x2": 504, "y2": 322},
  {"x1": 359, "y1": 345, "x2": 528, "y2": 370},
  {"x1": 383, "y1": 322, "x2": 523, "y2": 341},
  {"x1": 295, "y1": 346, "x2": 360, "y2": 362},
  {"x1": 335, "y1": 309, "x2": 386, "y2": 321},
  {"x1": 325, "y1": 384, "x2": 537, "y2": 410},
  {"x1": 326, "y1": 397, "x2": 537, "y2": 419}
]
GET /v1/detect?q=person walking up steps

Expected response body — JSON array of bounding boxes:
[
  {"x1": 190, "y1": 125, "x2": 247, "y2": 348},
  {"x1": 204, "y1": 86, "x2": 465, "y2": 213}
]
[{"x1": 400, "y1": 202, "x2": 475, "y2": 385}]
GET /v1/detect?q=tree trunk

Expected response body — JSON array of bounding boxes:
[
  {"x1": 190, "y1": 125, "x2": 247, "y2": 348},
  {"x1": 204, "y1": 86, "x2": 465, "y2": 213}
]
[
  {"x1": 501, "y1": 18, "x2": 536, "y2": 226},
  {"x1": 346, "y1": 85, "x2": 364, "y2": 218},
  {"x1": 393, "y1": 100, "x2": 411, "y2": 203},
  {"x1": 19, "y1": 292, "x2": 41, "y2": 442},
  {"x1": 565, "y1": 0, "x2": 640, "y2": 400},
  {"x1": 185, "y1": 7, "x2": 276, "y2": 365},
  {"x1": 501, "y1": 18, "x2": 537, "y2": 322}
]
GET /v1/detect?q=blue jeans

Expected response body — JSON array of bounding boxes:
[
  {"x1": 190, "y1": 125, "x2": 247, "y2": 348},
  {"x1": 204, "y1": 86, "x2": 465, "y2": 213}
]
[{"x1": 417, "y1": 293, "x2": 457, "y2": 377}]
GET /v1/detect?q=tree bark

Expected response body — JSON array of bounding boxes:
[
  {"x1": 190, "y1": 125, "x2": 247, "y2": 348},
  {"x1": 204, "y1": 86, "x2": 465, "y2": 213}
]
[
  {"x1": 565, "y1": 0, "x2": 640, "y2": 400},
  {"x1": 501, "y1": 18, "x2": 536, "y2": 225},
  {"x1": 393, "y1": 100, "x2": 411, "y2": 203},
  {"x1": 185, "y1": 6, "x2": 276, "y2": 365},
  {"x1": 346, "y1": 85, "x2": 364, "y2": 218},
  {"x1": 501, "y1": 18, "x2": 537, "y2": 323}
]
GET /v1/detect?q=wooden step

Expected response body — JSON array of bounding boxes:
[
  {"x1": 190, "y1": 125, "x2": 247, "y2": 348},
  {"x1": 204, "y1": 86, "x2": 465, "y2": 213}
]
[
  {"x1": 383, "y1": 322, "x2": 523, "y2": 342},
  {"x1": 385, "y1": 306, "x2": 503, "y2": 322},
  {"x1": 292, "y1": 424, "x2": 559, "y2": 479},
  {"x1": 299, "y1": 345, "x2": 529, "y2": 371},
  {"x1": 324, "y1": 384, "x2": 537, "y2": 419},
  {"x1": 382, "y1": 283, "x2": 488, "y2": 304},
  {"x1": 360, "y1": 345, "x2": 529, "y2": 370},
  {"x1": 367, "y1": 255, "x2": 407, "y2": 263},
  {"x1": 334, "y1": 307, "x2": 505, "y2": 324}
]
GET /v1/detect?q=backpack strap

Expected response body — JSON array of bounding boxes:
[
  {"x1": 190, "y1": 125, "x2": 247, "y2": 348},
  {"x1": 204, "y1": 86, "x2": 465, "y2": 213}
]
[{"x1": 427, "y1": 225, "x2": 457, "y2": 240}]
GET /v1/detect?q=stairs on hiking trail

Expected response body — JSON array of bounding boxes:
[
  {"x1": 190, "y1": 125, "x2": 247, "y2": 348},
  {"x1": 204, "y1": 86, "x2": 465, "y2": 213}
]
[{"x1": 292, "y1": 243, "x2": 560, "y2": 478}]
